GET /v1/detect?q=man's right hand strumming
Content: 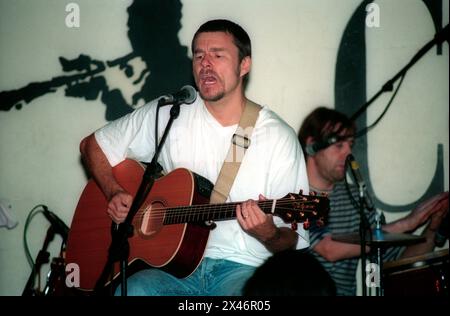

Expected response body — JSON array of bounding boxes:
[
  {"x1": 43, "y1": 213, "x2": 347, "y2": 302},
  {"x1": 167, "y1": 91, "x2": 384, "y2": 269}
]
[
  {"x1": 107, "y1": 190, "x2": 133, "y2": 224},
  {"x1": 80, "y1": 133, "x2": 134, "y2": 224}
]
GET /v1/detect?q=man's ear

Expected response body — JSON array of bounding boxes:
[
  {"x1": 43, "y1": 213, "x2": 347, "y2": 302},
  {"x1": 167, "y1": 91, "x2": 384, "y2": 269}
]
[
  {"x1": 304, "y1": 136, "x2": 317, "y2": 156},
  {"x1": 240, "y1": 56, "x2": 251, "y2": 77}
]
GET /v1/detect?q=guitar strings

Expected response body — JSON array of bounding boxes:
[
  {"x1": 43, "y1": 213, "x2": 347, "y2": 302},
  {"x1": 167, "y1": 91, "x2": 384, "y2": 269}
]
[{"x1": 128, "y1": 198, "x2": 324, "y2": 222}]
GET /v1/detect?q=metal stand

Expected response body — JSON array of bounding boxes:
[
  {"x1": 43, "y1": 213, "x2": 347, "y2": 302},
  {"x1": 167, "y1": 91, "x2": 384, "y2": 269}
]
[
  {"x1": 43, "y1": 256, "x2": 66, "y2": 296},
  {"x1": 22, "y1": 227, "x2": 55, "y2": 296},
  {"x1": 333, "y1": 230, "x2": 426, "y2": 296},
  {"x1": 94, "y1": 99, "x2": 182, "y2": 296},
  {"x1": 350, "y1": 25, "x2": 448, "y2": 121},
  {"x1": 357, "y1": 183, "x2": 371, "y2": 296},
  {"x1": 373, "y1": 211, "x2": 385, "y2": 296},
  {"x1": 371, "y1": 228, "x2": 384, "y2": 296}
]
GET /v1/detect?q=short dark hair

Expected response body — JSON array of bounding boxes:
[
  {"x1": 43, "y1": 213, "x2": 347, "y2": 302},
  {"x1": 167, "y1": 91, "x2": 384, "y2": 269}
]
[
  {"x1": 192, "y1": 19, "x2": 251, "y2": 85},
  {"x1": 298, "y1": 107, "x2": 356, "y2": 156}
]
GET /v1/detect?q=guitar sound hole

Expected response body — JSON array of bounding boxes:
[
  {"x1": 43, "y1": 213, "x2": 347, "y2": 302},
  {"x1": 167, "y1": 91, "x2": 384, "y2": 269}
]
[{"x1": 139, "y1": 201, "x2": 166, "y2": 237}]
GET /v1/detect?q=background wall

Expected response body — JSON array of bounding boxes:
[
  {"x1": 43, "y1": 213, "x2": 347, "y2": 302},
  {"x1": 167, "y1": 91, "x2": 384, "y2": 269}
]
[{"x1": 0, "y1": 0, "x2": 448, "y2": 296}]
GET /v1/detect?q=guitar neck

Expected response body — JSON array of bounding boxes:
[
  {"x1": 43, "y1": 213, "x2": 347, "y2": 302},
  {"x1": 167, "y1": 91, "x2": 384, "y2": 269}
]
[{"x1": 164, "y1": 200, "x2": 275, "y2": 225}]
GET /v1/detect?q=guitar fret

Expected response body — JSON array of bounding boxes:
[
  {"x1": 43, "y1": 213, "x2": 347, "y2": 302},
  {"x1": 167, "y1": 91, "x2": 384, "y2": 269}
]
[
  {"x1": 258, "y1": 201, "x2": 272, "y2": 214},
  {"x1": 196, "y1": 206, "x2": 202, "y2": 222},
  {"x1": 186, "y1": 208, "x2": 189, "y2": 222},
  {"x1": 167, "y1": 201, "x2": 274, "y2": 224},
  {"x1": 180, "y1": 207, "x2": 186, "y2": 223}
]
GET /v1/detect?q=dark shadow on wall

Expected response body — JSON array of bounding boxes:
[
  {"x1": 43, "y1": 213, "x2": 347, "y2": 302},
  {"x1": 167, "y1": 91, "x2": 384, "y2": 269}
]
[{"x1": 0, "y1": 0, "x2": 194, "y2": 121}]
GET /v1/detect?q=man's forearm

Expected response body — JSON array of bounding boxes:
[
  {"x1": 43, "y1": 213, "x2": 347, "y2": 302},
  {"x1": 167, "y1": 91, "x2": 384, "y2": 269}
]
[
  {"x1": 400, "y1": 225, "x2": 437, "y2": 259},
  {"x1": 80, "y1": 134, "x2": 123, "y2": 200}
]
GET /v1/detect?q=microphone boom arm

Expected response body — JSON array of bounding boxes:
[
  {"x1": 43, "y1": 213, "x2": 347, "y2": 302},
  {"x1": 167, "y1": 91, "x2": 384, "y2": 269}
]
[{"x1": 350, "y1": 24, "x2": 449, "y2": 122}]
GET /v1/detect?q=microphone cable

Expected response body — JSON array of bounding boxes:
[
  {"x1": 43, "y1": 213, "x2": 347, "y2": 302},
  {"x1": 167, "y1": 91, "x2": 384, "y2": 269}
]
[
  {"x1": 354, "y1": 73, "x2": 406, "y2": 139},
  {"x1": 23, "y1": 204, "x2": 47, "y2": 267},
  {"x1": 23, "y1": 204, "x2": 68, "y2": 268}
]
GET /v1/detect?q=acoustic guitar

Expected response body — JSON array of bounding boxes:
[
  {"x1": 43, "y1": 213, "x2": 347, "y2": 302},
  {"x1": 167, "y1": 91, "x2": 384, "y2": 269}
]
[{"x1": 65, "y1": 159, "x2": 329, "y2": 291}]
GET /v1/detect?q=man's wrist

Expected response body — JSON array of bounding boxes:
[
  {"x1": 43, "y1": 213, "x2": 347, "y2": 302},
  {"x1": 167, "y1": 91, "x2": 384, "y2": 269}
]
[{"x1": 265, "y1": 227, "x2": 281, "y2": 244}]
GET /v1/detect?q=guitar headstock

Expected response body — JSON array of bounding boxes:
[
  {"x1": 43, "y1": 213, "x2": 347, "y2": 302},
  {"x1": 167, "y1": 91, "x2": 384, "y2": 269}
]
[{"x1": 274, "y1": 190, "x2": 329, "y2": 230}]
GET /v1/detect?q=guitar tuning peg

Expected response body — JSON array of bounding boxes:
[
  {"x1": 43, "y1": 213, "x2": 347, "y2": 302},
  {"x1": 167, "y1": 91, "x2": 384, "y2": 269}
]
[
  {"x1": 302, "y1": 219, "x2": 310, "y2": 230},
  {"x1": 291, "y1": 221, "x2": 298, "y2": 231}
]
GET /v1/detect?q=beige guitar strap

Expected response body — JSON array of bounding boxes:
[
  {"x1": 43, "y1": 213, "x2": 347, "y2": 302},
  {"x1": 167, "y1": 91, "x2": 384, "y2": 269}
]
[{"x1": 210, "y1": 99, "x2": 262, "y2": 204}]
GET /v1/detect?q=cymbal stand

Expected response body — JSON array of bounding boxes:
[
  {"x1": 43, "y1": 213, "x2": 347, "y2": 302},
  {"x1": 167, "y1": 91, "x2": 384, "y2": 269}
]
[
  {"x1": 373, "y1": 210, "x2": 386, "y2": 296},
  {"x1": 357, "y1": 184, "x2": 371, "y2": 296}
]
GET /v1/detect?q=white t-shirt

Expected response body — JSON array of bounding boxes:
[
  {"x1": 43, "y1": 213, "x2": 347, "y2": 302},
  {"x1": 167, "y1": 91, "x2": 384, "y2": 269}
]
[{"x1": 95, "y1": 96, "x2": 310, "y2": 267}]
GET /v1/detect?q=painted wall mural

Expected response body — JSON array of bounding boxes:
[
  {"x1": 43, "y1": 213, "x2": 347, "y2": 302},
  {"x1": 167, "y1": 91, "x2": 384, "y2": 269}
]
[
  {"x1": 0, "y1": 0, "x2": 193, "y2": 121},
  {"x1": 0, "y1": 0, "x2": 446, "y2": 214},
  {"x1": 335, "y1": 0, "x2": 445, "y2": 212}
]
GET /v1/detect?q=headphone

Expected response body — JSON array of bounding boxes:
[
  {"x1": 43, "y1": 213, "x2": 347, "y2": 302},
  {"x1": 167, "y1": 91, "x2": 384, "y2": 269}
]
[{"x1": 305, "y1": 134, "x2": 340, "y2": 156}]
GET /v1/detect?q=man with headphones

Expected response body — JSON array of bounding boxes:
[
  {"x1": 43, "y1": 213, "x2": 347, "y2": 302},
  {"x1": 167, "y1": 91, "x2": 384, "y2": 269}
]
[{"x1": 298, "y1": 106, "x2": 448, "y2": 296}]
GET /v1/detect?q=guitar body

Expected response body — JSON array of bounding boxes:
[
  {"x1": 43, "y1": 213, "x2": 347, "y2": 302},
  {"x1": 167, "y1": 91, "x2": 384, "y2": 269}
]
[{"x1": 65, "y1": 159, "x2": 211, "y2": 291}]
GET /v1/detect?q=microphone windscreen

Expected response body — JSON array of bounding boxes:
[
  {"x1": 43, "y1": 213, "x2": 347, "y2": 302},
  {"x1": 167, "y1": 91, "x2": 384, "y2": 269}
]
[{"x1": 181, "y1": 85, "x2": 197, "y2": 104}]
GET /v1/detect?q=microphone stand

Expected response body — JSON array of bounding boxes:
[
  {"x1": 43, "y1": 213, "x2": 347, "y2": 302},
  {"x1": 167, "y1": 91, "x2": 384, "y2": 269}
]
[
  {"x1": 347, "y1": 156, "x2": 372, "y2": 296},
  {"x1": 347, "y1": 25, "x2": 448, "y2": 296},
  {"x1": 94, "y1": 98, "x2": 182, "y2": 296},
  {"x1": 357, "y1": 184, "x2": 372, "y2": 297},
  {"x1": 22, "y1": 226, "x2": 55, "y2": 296},
  {"x1": 350, "y1": 24, "x2": 448, "y2": 121}
]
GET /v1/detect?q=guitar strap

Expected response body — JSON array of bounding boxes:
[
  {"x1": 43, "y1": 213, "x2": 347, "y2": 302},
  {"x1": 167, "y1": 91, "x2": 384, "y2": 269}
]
[{"x1": 209, "y1": 99, "x2": 262, "y2": 204}]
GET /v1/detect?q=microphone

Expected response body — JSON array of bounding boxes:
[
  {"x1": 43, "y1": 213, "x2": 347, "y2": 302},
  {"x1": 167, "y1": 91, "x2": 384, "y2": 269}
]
[
  {"x1": 42, "y1": 206, "x2": 69, "y2": 240},
  {"x1": 159, "y1": 85, "x2": 197, "y2": 105},
  {"x1": 346, "y1": 154, "x2": 375, "y2": 211},
  {"x1": 305, "y1": 134, "x2": 340, "y2": 156},
  {"x1": 434, "y1": 211, "x2": 449, "y2": 247}
]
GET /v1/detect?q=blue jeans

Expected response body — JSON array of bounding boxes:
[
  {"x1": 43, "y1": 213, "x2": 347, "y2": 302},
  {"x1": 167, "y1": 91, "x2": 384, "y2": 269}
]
[{"x1": 115, "y1": 258, "x2": 256, "y2": 296}]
